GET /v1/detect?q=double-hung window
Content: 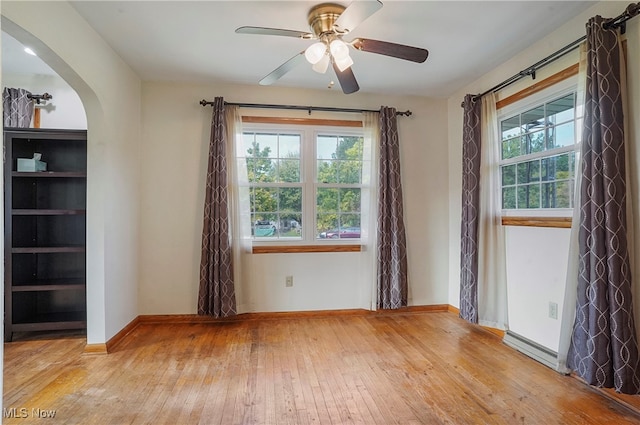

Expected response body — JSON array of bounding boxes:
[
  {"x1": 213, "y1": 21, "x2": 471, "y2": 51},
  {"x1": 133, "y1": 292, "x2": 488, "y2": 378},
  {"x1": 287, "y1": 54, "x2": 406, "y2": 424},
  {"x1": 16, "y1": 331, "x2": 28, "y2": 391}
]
[
  {"x1": 499, "y1": 84, "x2": 582, "y2": 210},
  {"x1": 241, "y1": 123, "x2": 364, "y2": 243}
]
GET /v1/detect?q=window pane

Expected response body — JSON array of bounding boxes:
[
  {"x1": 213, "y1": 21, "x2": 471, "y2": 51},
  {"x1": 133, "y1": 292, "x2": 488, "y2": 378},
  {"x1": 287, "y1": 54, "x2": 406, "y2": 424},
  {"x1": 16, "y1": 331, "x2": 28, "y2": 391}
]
[
  {"x1": 336, "y1": 215, "x2": 361, "y2": 239},
  {"x1": 241, "y1": 133, "x2": 255, "y2": 157},
  {"x1": 502, "y1": 137, "x2": 521, "y2": 160},
  {"x1": 501, "y1": 116, "x2": 520, "y2": 141},
  {"x1": 548, "y1": 93, "x2": 574, "y2": 125},
  {"x1": 317, "y1": 135, "x2": 337, "y2": 159},
  {"x1": 279, "y1": 187, "x2": 302, "y2": 212},
  {"x1": 317, "y1": 188, "x2": 338, "y2": 212},
  {"x1": 516, "y1": 160, "x2": 540, "y2": 184},
  {"x1": 502, "y1": 187, "x2": 517, "y2": 209},
  {"x1": 252, "y1": 214, "x2": 277, "y2": 238},
  {"x1": 335, "y1": 136, "x2": 362, "y2": 160},
  {"x1": 339, "y1": 188, "x2": 361, "y2": 213},
  {"x1": 337, "y1": 161, "x2": 362, "y2": 184},
  {"x1": 316, "y1": 215, "x2": 361, "y2": 239},
  {"x1": 549, "y1": 122, "x2": 574, "y2": 148},
  {"x1": 521, "y1": 105, "x2": 545, "y2": 132},
  {"x1": 517, "y1": 184, "x2": 540, "y2": 208},
  {"x1": 542, "y1": 181, "x2": 572, "y2": 208},
  {"x1": 246, "y1": 136, "x2": 277, "y2": 182},
  {"x1": 256, "y1": 134, "x2": 278, "y2": 158},
  {"x1": 541, "y1": 154, "x2": 570, "y2": 181},
  {"x1": 318, "y1": 160, "x2": 337, "y2": 183},
  {"x1": 279, "y1": 213, "x2": 302, "y2": 238},
  {"x1": 278, "y1": 159, "x2": 300, "y2": 182},
  {"x1": 523, "y1": 129, "x2": 545, "y2": 154},
  {"x1": 251, "y1": 187, "x2": 278, "y2": 213},
  {"x1": 317, "y1": 214, "x2": 338, "y2": 238},
  {"x1": 248, "y1": 157, "x2": 276, "y2": 182},
  {"x1": 340, "y1": 214, "x2": 361, "y2": 229},
  {"x1": 279, "y1": 134, "x2": 300, "y2": 158},
  {"x1": 502, "y1": 164, "x2": 516, "y2": 186}
]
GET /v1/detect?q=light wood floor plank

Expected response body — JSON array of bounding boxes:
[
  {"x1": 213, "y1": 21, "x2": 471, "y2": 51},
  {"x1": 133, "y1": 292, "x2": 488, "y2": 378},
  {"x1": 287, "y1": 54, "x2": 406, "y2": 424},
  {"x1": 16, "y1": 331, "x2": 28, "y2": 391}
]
[{"x1": 4, "y1": 312, "x2": 640, "y2": 424}]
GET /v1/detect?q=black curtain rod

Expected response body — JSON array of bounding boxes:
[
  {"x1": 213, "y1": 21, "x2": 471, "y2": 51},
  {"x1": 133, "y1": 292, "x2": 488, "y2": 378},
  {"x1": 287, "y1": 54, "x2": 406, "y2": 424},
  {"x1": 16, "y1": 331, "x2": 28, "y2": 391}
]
[
  {"x1": 199, "y1": 100, "x2": 412, "y2": 117},
  {"x1": 464, "y1": 2, "x2": 640, "y2": 106},
  {"x1": 27, "y1": 92, "x2": 52, "y2": 105}
]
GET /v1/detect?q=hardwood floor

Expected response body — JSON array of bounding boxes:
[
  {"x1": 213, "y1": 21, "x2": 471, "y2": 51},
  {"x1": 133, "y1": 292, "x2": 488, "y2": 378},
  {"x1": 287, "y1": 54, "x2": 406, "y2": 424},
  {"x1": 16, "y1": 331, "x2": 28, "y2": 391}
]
[{"x1": 4, "y1": 311, "x2": 640, "y2": 424}]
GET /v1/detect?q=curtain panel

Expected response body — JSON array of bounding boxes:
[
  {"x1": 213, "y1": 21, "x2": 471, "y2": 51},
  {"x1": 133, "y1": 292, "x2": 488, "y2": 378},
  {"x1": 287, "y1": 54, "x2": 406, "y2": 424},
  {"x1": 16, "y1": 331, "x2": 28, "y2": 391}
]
[
  {"x1": 558, "y1": 42, "x2": 588, "y2": 375},
  {"x1": 459, "y1": 94, "x2": 482, "y2": 324},
  {"x1": 477, "y1": 93, "x2": 508, "y2": 330},
  {"x1": 377, "y1": 106, "x2": 408, "y2": 309},
  {"x1": 198, "y1": 97, "x2": 237, "y2": 318},
  {"x1": 3, "y1": 87, "x2": 33, "y2": 128},
  {"x1": 362, "y1": 112, "x2": 381, "y2": 310},
  {"x1": 567, "y1": 16, "x2": 640, "y2": 394}
]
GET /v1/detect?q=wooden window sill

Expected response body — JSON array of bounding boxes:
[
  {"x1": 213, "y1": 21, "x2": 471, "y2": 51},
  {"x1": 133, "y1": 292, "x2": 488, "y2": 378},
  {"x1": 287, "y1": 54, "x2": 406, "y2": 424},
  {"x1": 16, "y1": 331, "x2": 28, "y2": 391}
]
[
  {"x1": 501, "y1": 216, "x2": 572, "y2": 228},
  {"x1": 252, "y1": 244, "x2": 362, "y2": 254}
]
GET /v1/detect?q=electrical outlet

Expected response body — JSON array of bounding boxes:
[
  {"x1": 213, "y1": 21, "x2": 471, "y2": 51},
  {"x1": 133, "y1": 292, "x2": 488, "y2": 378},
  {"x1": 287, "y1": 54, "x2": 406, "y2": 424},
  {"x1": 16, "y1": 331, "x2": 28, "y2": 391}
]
[
  {"x1": 286, "y1": 276, "x2": 293, "y2": 287},
  {"x1": 549, "y1": 302, "x2": 558, "y2": 320}
]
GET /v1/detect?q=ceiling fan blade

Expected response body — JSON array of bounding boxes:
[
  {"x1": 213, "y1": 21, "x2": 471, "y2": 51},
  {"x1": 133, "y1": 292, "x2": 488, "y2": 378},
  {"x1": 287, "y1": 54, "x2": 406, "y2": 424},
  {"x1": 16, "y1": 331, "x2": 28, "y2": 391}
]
[
  {"x1": 351, "y1": 38, "x2": 429, "y2": 63},
  {"x1": 332, "y1": 62, "x2": 360, "y2": 94},
  {"x1": 333, "y1": 0, "x2": 383, "y2": 33},
  {"x1": 259, "y1": 52, "x2": 307, "y2": 86},
  {"x1": 236, "y1": 26, "x2": 314, "y2": 39}
]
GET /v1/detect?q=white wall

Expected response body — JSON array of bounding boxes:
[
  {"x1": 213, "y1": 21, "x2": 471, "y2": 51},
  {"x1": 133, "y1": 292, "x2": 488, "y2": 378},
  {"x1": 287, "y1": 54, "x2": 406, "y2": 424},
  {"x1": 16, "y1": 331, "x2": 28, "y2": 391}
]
[
  {"x1": 447, "y1": 1, "x2": 640, "y2": 351},
  {"x1": 2, "y1": 72, "x2": 86, "y2": 129},
  {"x1": 505, "y1": 226, "x2": 570, "y2": 351},
  {"x1": 2, "y1": 1, "x2": 142, "y2": 343},
  {"x1": 139, "y1": 81, "x2": 449, "y2": 314}
]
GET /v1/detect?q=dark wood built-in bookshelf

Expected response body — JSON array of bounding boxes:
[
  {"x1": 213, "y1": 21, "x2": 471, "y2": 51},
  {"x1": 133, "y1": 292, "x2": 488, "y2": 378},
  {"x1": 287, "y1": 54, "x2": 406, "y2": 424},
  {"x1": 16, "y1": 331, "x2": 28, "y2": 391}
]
[{"x1": 4, "y1": 128, "x2": 87, "y2": 341}]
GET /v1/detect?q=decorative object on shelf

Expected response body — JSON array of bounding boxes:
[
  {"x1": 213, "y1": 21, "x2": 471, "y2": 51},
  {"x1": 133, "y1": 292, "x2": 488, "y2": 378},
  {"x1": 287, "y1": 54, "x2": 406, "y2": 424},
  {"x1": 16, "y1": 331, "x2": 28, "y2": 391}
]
[{"x1": 16, "y1": 152, "x2": 47, "y2": 172}]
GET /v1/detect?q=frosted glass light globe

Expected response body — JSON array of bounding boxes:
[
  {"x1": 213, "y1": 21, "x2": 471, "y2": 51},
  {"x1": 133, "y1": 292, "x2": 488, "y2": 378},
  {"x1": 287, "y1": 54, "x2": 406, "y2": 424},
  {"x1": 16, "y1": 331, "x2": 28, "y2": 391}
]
[{"x1": 305, "y1": 42, "x2": 327, "y2": 64}]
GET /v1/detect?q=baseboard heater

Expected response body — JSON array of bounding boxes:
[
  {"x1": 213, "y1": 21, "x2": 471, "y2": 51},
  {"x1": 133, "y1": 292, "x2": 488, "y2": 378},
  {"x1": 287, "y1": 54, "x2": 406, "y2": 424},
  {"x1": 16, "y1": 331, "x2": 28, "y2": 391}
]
[{"x1": 503, "y1": 331, "x2": 559, "y2": 370}]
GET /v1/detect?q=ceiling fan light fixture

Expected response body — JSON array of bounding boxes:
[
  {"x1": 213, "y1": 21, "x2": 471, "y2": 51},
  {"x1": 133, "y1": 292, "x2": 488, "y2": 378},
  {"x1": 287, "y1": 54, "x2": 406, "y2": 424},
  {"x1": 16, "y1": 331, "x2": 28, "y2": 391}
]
[
  {"x1": 312, "y1": 53, "x2": 330, "y2": 74},
  {"x1": 334, "y1": 54, "x2": 354, "y2": 72},
  {"x1": 304, "y1": 42, "x2": 327, "y2": 64},
  {"x1": 329, "y1": 39, "x2": 350, "y2": 60}
]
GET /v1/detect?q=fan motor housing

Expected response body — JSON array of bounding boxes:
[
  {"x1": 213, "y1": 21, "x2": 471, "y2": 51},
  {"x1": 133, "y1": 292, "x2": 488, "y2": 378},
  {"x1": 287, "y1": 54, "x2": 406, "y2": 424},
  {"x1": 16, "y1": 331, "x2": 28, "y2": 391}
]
[{"x1": 308, "y1": 3, "x2": 345, "y2": 36}]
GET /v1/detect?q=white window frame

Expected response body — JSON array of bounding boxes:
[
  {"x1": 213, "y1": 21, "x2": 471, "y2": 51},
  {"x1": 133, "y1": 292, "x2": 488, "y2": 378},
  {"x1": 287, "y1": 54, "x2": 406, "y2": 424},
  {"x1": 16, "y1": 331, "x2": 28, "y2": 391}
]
[
  {"x1": 242, "y1": 122, "x2": 365, "y2": 246},
  {"x1": 498, "y1": 77, "x2": 581, "y2": 217}
]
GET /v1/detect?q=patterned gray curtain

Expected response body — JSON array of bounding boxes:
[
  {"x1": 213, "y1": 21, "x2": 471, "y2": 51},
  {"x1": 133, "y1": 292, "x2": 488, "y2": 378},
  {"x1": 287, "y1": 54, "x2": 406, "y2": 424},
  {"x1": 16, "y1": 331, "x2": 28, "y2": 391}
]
[
  {"x1": 198, "y1": 97, "x2": 237, "y2": 318},
  {"x1": 567, "y1": 16, "x2": 640, "y2": 394},
  {"x1": 459, "y1": 94, "x2": 481, "y2": 324},
  {"x1": 377, "y1": 106, "x2": 408, "y2": 309},
  {"x1": 3, "y1": 87, "x2": 33, "y2": 128}
]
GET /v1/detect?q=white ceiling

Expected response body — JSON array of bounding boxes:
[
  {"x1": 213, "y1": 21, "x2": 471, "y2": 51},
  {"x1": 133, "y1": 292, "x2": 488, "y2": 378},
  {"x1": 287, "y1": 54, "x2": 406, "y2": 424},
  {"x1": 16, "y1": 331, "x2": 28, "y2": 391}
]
[{"x1": 4, "y1": 1, "x2": 597, "y2": 98}]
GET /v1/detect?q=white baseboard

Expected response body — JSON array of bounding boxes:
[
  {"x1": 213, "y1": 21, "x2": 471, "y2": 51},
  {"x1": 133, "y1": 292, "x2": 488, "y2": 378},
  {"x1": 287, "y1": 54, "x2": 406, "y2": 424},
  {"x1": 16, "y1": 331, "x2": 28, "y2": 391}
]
[{"x1": 503, "y1": 331, "x2": 559, "y2": 370}]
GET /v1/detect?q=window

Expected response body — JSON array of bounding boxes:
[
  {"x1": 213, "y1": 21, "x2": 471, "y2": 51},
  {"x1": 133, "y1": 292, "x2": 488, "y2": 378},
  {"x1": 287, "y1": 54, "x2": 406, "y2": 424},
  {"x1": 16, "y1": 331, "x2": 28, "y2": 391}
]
[
  {"x1": 499, "y1": 88, "x2": 582, "y2": 210},
  {"x1": 316, "y1": 134, "x2": 363, "y2": 240},
  {"x1": 241, "y1": 124, "x2": 364, "y2": 243}
]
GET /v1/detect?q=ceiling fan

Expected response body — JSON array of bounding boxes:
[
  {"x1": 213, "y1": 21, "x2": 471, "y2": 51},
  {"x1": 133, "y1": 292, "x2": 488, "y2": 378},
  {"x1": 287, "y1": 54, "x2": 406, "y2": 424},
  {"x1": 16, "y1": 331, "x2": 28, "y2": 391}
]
[{"x1": 236, "y1": 0, "x2": 429, "y2": 94}]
